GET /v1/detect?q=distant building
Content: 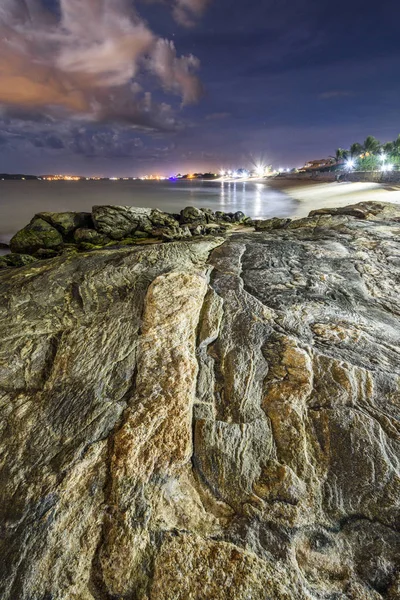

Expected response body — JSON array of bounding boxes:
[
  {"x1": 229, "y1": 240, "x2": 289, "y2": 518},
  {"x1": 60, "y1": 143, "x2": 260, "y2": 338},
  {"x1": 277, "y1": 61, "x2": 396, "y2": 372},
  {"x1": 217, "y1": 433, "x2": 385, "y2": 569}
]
[{"x1": 302, "y1": 158, "x2": 335, "y2": 171}]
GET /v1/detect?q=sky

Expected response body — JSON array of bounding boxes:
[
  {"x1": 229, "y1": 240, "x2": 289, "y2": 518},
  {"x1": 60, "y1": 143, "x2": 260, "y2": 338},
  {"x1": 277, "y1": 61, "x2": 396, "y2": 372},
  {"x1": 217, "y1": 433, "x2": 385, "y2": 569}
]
[{"x1": 1, "y1": 0, "x2": 400, "y2": 176}]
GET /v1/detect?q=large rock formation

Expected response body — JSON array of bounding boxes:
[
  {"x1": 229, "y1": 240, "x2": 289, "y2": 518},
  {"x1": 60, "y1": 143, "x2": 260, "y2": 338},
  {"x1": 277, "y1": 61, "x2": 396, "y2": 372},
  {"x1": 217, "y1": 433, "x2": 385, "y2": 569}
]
[{"x1": 0, "y1": 201, "x2": 399, "y2": 599}]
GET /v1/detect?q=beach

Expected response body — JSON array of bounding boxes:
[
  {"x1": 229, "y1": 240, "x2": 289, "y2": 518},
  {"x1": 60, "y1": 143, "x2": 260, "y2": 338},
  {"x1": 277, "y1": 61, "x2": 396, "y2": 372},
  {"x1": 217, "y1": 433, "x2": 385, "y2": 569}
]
[{"x1": 266, "y1": 177, "x2": 400, "y2": 217}]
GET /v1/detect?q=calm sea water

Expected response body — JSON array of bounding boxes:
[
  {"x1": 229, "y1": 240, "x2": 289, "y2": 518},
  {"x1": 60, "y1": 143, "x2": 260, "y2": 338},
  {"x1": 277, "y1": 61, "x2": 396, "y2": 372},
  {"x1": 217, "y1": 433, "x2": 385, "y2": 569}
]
[{"x1": 0, "y1": 179, "x2": 297, "y2": 245}]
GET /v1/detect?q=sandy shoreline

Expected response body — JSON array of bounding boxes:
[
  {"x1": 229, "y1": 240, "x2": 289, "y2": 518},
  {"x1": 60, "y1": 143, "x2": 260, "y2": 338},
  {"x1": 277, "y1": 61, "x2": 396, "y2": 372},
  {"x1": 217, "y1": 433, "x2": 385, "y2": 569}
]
[{"x1": 265, "y1": 177, "x2": 400, "y2": 218}]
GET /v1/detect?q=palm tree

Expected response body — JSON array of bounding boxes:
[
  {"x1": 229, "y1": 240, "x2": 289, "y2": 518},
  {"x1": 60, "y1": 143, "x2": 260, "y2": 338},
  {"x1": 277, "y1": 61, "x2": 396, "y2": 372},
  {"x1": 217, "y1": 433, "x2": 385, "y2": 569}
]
[
  {"x1": 382, "y1": 141, "x2": 394, "y2": 155},
  {"x1": 391, "y1": 135, "x2": 400, "y2": 157},
  {"x1": 350, "y1": 142, "x2": 363, "y2": 158},
  {"x1": 335, "y1": 148, "x2": 348, "y2": 162},
  {"x1": 362, "y1": 136, "x2": 381, "y2": 155}
]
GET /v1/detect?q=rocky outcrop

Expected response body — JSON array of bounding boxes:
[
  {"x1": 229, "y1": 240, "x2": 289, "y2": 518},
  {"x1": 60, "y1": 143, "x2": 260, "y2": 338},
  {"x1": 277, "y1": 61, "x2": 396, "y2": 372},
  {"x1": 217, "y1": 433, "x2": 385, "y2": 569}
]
[
  {"x1": 1, "y1": 201, "x2": 400, "y2": 599},
  {"x1": 6, "y1": 206, "x2": 252, "y2": 265}
]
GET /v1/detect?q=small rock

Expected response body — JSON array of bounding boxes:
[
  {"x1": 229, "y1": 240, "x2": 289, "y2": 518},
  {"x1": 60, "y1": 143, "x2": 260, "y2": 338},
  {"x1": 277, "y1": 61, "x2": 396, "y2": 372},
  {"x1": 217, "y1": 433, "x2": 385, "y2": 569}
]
[
  {"x1": 255, "y1": 217, "x2": 291, "y2": 231},
  {"x1": 232, "y1": 211, "x2": 246, "y2": 223},
  {"x1": 0, "y1": 253, "x2": 38, "y2": 269}
]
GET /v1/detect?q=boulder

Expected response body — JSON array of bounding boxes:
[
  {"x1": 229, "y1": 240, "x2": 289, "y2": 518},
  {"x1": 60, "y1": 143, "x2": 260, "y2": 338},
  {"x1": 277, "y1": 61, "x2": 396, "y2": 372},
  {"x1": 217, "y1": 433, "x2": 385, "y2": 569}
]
[
  {"x1": 74, "y1": 228, "x2": 111, "y2": 246},
  {"x1": 10, "y1": 217, "x2": 64, "y2": 255},
  {"x1": 92, "y1": 205, "x2": 152, "y2": 240},
  {"x1": 215, "y1": 211, "x2": 232, "y2": 222},
  {"x1": 180, "y1": 206, "x2": 207, "y2": 225},
  {"x1": 255, "y1": 217, "x2": 291, "y2": 231},
  {"x1": 37, "y1": 212, "x2": 93, "y2": 237},
  {"x1": 149, "y1": 209, "x2": 180, "y2": 229}
]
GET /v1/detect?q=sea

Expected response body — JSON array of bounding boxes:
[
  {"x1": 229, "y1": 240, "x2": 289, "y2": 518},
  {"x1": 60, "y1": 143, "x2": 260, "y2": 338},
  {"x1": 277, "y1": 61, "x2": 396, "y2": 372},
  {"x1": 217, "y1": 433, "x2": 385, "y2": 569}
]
[{"x1": 0, "y1": 178, "x2": 297, "y2": 248}]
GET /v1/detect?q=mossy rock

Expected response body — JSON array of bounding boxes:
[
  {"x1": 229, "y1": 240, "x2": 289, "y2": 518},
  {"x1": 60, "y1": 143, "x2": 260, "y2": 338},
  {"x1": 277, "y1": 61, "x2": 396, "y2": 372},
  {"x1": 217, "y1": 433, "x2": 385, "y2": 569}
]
[
  {"x1": 0, "y1": 253, "x2": 38, "y2": 269},
  {"x1": 37, "y1": 212, "x2": 93, "y2": 237},
  {"x1": 10, "y1": 218, "x2": 64, "y2": 255},
  {"x1": 74, "y1": 228, "x2": 110, "y2": 246}
]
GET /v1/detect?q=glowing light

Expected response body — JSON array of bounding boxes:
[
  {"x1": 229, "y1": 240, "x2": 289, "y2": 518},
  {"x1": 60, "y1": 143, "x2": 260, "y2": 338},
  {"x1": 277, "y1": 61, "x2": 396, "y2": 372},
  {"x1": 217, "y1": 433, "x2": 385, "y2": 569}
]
[
  {"x1": 380, "y1": 153, "x2": 387, "y2": 162},
  {"x1": 381, "y1": 163, "x2": 394, "y2": 172},
  {"x1": 255, "y1": 164, "x2": 265, "y2": 177},
  {"x1": 188, "y1": 174, "x2": 195, "y2": 179},
  {"x1": 240, "y1": 170, "x2": 249, "y2": 178},
  {"x1": 220, "y1": 169, "x2": 226, "y2": 177},
  {"x1": 345, "y1": 159, "x2": 355, "y2": 170},
  {"x1": 232, "y1": 170, "x2": 239, "y2": 178},
  {"x1": 228, "y1": 170, "x2": 232, "y2": 176}
]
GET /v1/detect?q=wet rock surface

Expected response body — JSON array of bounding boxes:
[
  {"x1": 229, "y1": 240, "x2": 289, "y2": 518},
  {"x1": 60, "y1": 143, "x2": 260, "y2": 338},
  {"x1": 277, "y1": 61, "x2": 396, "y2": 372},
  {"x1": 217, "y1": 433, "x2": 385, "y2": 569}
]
[{"x1": 1, "y1": 201, "x2": 400, "y2": 599}]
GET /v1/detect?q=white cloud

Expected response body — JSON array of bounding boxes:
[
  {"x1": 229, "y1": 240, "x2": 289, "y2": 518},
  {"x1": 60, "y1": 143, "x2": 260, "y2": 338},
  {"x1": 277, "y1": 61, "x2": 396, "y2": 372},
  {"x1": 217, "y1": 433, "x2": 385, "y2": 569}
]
[{"x1": 0, "y1": 0, "x2": 206, "y2": 129}]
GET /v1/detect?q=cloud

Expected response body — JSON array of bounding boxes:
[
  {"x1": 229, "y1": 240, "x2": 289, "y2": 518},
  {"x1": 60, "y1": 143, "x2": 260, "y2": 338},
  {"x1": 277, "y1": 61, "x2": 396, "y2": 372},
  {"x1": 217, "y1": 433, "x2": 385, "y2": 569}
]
[
  {"x1": 149, "y1": 39, "x2": 202, "y2": 105},
  {"x1": 0, "y1": 0, "x2": 206, "y2": 130},
  {"x1": 172, "y1": 0, "x2": 210, "y2": 27}
]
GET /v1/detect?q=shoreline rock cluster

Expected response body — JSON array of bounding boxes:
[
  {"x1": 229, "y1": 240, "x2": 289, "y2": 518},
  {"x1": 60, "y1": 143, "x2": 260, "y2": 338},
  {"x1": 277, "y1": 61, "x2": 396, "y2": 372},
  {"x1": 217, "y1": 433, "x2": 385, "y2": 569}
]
[{"x1": 2, "y1": 205, "x2": 253, "y2": 269}]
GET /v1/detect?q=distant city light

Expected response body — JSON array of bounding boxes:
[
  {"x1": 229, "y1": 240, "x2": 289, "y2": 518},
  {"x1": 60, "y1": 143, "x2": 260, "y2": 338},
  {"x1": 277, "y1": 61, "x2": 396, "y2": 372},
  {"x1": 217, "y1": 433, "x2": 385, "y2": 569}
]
[
  {"x1": 232, "y1": 170, "x2": 239, "y2": 178},
  {"x1": 220, "y1": 169, "x2": 226, "y2": 176}
]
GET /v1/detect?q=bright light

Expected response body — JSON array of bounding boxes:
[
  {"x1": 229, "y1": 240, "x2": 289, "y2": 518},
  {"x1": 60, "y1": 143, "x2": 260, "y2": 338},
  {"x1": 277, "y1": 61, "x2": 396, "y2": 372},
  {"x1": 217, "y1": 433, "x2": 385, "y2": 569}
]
[
  {"x1": 228, "y1": 170, "x2": 232, "y2": 176},
  {"x1": 220, "y1": 170, "x2": 226, "y2": 177},
  {"x1": 255, "y1": 164, "x2": 265, "y2": 177},
  {"x1": 380, "y1": 153, "x2": 387, "y2": 162},
  {"x1": 286, "y1": 168, "x2": 290, "y2": 172},
  {"x1": 382, "y1": 163, "x2": 394, "y2": 172},
  {"x1": 232, "y1": 170, "x2": 239, "y2": 178},
  {"x1": 345, "y1": 159, "x2": 355, "y2": 170},
  {"x1": 240, "y1": 170, "x2": 249, "y2": 178}
]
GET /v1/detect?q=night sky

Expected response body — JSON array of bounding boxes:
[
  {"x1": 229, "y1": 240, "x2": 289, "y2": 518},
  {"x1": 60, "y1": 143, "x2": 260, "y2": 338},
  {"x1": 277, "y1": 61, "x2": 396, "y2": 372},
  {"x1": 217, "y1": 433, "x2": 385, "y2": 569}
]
[{"x1": 1, "y1": 0, "x2": 400, "y2": 176}]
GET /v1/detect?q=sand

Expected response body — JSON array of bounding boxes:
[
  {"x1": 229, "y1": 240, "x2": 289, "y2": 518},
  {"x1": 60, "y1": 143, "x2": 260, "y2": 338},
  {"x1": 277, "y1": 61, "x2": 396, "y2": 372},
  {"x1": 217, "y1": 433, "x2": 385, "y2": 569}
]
[{"x1": 266, "y1": 178, "x2": 400, "y2": 218}]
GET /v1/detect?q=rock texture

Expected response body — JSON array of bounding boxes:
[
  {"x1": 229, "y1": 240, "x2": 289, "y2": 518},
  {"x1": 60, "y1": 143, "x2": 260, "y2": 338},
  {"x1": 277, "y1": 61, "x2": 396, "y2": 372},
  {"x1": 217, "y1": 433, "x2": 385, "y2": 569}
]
[
  {"x1": 6, "y1": 206, "x2": 252, "y2": 265},
  {"x1": 1, "y1": 201, "x2": 400, "y2": 599}
]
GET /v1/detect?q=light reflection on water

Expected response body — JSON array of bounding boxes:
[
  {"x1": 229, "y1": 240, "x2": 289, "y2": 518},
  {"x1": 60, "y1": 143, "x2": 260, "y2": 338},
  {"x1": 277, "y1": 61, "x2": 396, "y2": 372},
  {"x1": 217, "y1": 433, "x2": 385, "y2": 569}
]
[{"x1": 0, "y1": 179, "x2": 297, "y2": 245}]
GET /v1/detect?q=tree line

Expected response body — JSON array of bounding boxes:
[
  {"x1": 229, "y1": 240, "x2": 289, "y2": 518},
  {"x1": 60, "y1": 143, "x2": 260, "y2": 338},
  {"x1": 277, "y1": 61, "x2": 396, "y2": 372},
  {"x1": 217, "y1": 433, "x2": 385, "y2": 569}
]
[{"x1": 335, "y1": 135, "x2": 400, "y2": 170}]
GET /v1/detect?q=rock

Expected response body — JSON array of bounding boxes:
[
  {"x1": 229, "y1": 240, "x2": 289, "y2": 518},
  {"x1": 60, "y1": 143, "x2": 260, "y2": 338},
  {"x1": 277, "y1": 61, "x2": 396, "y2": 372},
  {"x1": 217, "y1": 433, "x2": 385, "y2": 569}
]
[
  {"x1": 215, "y1": 211, "x2": 232, "y2": 222},
  {"x1": 37, "y1": 212, "x2": 93, "y2": 237},
  {"x1": 92, "y1": 205, "x2": 152, "y2": 240},
  {"x1": 255, "y1": 217, "x2": 291, "y2": 231},
  {"x1": 201, "y1": 208, "x2": 217, "y2": 223},
  {"x1": 74, "y1": 228, "x2": 110, "y2": 246},
  {"x1": 180, "y1": 206, "x2": 207, "y2": 225},
  {"x1": 149, "y1": 209, "x2": 180, "y2": 229},
  {"x1": 1, "y1": 202, "x2": 400, "y2": 599},
  {"x1": 309, "y1": 201, "x2": 400, "y2": 221},
  {"x1": 232, "y1": 210, "x2": 246, "y2": 222},
  {"x1": 0, "y1": 242, "x2": 9, "y2": 250},
  {"x1": 152, "y1": 225, "x2": 192, "y2": 241},
  {"x1": 10, "y1": 217, "x2": 64, "y2": 255},
  {"x1": 0, "y1": 253, "x2": 38, "y2": 269}
]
